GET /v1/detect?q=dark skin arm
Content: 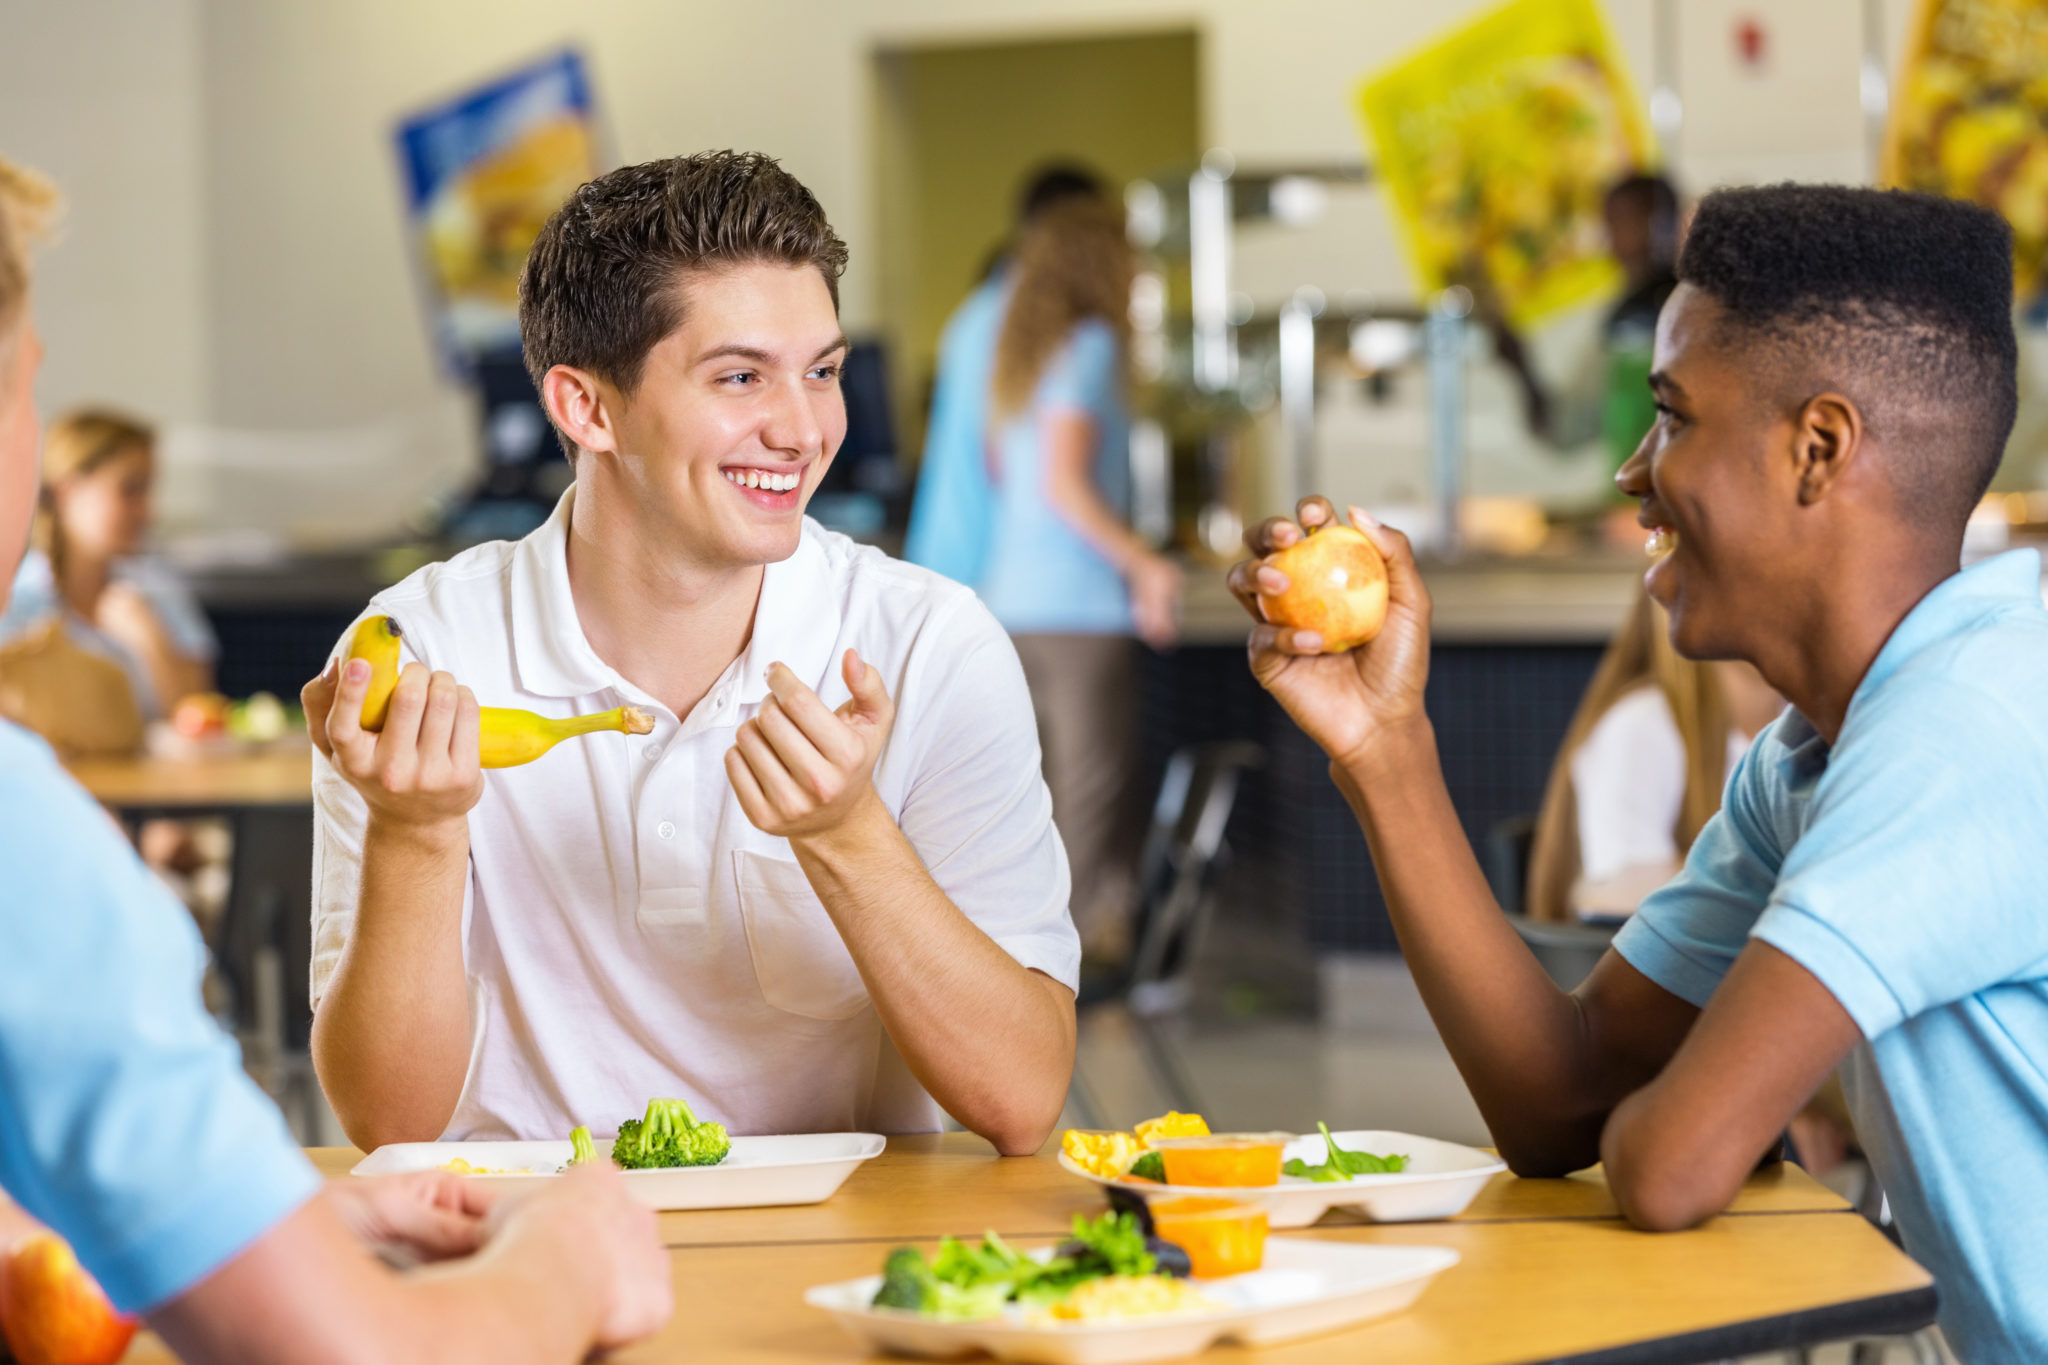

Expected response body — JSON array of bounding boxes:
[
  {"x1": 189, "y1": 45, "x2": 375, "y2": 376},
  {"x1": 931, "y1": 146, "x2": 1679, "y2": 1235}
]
[{"x1": 1230, "y1": 499, "x2": 1861, "y2": 1211}]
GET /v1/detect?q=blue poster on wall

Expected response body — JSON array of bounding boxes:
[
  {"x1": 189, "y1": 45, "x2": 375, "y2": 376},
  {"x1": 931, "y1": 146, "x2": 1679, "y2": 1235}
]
[{"x1": 396, "y1": 48, "x2": 603, "y2": 371}]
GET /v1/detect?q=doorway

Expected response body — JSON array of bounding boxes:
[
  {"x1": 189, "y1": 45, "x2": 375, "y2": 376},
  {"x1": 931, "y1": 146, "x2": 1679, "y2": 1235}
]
[{"x1": 871, "y1": 27, "x2": 1202, "y2": 454}]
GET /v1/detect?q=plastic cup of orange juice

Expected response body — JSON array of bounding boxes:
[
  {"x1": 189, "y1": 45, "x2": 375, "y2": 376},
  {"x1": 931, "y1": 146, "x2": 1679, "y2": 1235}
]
[
  {"x1": 1150, "y1": 1197, "x2": 1270, "y2": 1278},
  {"x1": 1150, "y1": 1132, "x2": 1292, "y2": 1187}
]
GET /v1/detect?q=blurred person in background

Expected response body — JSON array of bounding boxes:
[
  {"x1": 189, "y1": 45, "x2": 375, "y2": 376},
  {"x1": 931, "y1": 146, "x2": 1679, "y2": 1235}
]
[
  {"x1": 976, "y1": 199, "x2": 1181, "y2": 964},
  {"x1": 1489, "y1": 172, "x2": 1684, "y2": 483},
  {"x1": 1526, "y1": 582, "x2": 1780, "y2": 924},
  {"x1": 0, "y1": 408, "x2": 215, "y2": 720},
  {"x1": 904, "y1": 163, "x2": 1105, "y2": 586},
  {"x1": 0, "y1": 154, "x2": 668, "y2": 1365}
]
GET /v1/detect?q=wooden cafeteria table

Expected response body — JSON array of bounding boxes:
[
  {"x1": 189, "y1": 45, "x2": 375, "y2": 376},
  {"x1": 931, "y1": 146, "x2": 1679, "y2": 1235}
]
[
  {"x1": 271, "y1": 1135, "x2": 1932, "y2": 1364},
  {"x1": 65, "y1": 747, "x2": 315, "y2": 817}
]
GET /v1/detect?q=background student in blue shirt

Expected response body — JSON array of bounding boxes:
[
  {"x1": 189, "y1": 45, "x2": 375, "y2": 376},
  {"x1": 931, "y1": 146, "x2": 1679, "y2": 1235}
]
[
  {"x1": 904, "y1": 163, "x2": 1106, "y2": 588},
  {"x1": 1231, "y1": 185, "x2": 2047, "y2": 1362},
  {"x1": 0, "y1": 156, "x2": 670, "y2": 1362}
]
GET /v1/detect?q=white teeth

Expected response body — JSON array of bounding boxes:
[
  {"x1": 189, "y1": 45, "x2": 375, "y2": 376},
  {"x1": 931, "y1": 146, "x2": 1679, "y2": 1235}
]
[
  {"x1": 725, "y1": 469, "x2": 800, "y2": 491},
  {"x1": 1645, "y1": 527, "x2": 1678, "y2": 557}
]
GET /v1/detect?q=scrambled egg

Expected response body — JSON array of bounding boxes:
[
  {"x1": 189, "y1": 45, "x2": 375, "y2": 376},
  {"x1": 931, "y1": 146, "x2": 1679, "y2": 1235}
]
[
  {"x1": 1042, "y1": 1276, "x2": 1217, "y2": 1322},
  {"x1": 1062, "y1": 1112, "x2": 1212, "y2": 1179},
  {"x1": 437, "y1": 1158, "x2": 519, "y2": 1175},
  {"x1": 1134, "y1": 1112, "x2": 1209, "y2": 1147}
]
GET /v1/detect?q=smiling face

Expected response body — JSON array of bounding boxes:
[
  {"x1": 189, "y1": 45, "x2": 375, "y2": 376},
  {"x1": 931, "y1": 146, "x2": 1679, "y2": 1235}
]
[
  {"x1": 585, "y1": 261, "x2": 847, "y2": 571},
  {"x1": 1615, "y1": 283, "x2": 1811, "y2": 661}
]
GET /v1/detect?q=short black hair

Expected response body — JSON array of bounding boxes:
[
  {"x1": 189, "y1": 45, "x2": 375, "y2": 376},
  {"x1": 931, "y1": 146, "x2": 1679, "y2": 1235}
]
[
  {"x1": 1677, "y1": 184, "x2": 2017, "y2": 529},
  {"x1": 1605, "y1": 172, "x2": 1679, "y2": 225},
  {"x1": 1017, "y1": 163, "x2": 1105, "y2": 223}
]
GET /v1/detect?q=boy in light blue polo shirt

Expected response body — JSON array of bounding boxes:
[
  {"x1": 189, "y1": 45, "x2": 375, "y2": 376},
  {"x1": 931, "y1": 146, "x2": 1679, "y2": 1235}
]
[
  {"x1": 1618, "y1": 549, "x2": 2048, "y2": 1359},
  {"x1": 1231, "y1": 183, "x2": 2045, "y2": 1362}
]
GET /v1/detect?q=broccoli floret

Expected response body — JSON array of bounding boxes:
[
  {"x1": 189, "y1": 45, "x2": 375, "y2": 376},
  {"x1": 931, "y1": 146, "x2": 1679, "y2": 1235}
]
[
  {"x1": 567, "y1": 1125, "x2": 598, "y2": 1167},
  {"x1": 873, "y1": 1248, "x2": 932, "y2": 1311},
  {"x1": 611, "y1": 1098, "x2": 732, "y2": 1169}
]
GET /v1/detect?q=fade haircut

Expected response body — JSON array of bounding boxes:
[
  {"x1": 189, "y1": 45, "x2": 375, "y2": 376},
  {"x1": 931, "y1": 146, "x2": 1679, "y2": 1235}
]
[
  {"x1": 1678, "y1": 184, "x2": 2017, "y2": 531},
  {"x1": 519, "y1": 151, "x2": 848, "y2": 455}
]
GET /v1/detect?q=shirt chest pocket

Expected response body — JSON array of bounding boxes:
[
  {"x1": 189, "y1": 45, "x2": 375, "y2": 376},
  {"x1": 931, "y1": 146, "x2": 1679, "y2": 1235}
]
[{"x1": 733, "y1": 850, "x2": 871, "y2": 1021}]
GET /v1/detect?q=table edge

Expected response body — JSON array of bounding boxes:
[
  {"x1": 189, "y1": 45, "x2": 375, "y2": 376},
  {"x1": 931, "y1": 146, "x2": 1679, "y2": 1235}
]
[{"x1": 1534, "y1": 1283, "x2": 1939, "y2": 1365}]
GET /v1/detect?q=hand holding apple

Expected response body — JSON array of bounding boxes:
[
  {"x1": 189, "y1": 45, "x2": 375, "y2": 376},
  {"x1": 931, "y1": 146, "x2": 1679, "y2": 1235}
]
[
  {"x1": 1227, "y1": 498, "x2": 1434, "y2": 771},
  {"x1": 0, "y1": 1231, "x2": 137, "y2": 1365}
]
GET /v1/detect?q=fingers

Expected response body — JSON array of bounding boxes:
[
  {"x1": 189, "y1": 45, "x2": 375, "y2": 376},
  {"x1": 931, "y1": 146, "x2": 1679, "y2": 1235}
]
[
  {"x1": 752, "y1": 696, "x2": 842, "y2": 801},
  {"x1": 414, "y1": 669, "x2": 463, "y2": 765},
  {"x1": 840, "y1": 649, "x2": 891, "y2": 720},
  {"x1": 372, "y1": 663, "x2": 432, "y2": 775},
  {"x1": 1248, "y1": 623, "x2": 1326, "y2": 659},
  {"x1": 302, "y1": 662, "x2": 338, "y2": 758},
  {"x1": 1242, "y1": 515, "x2": 1303, "y2": 559},
  {"x1": 763, "y1": 663, "x2": 862, "y2": 768},
  {"x1": 731, "y1": 718, "x2": 810, "y2": 817},
  {"x1": 378, "y1": 1192, "x2": 487, "y2": 1262},
  {"x1": 1296, "y1": 495, "x2": 1335, "y2": 530},
  {"x1": 451, "y1": 685, "x2": 482, "y2": 774},
  {"x1": 1347, "y1": 504, "x2": 1430, "y2": 616},
  {"x1": 724, "y1": 745, "x2": 774, "y2": 830},
  {"x1": 324, "y1": 658, "x2": 378, "y2": 771}
]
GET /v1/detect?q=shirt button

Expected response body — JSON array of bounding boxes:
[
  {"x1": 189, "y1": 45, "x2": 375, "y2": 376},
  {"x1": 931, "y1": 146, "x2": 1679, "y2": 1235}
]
[
  {"x1": 644, "y1": 743, "x2": 663, "y2": 760},
  {"x1": 714, "y1": 690, "x2": 731, "y2": 708},
  {"x1": 656, "y1": 820, "x2": 676, "y2": 840}
]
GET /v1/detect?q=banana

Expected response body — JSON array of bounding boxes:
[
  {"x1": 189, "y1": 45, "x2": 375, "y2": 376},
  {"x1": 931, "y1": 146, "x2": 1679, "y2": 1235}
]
[{"x1": 343, "y1": 614, "x2": 653, "y2": 768}]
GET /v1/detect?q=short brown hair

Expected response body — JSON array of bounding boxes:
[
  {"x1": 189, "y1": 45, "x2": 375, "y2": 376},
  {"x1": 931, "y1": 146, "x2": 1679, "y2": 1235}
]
[{"x1": 519, "y1": 151, "x2": 848, "y2": 450}]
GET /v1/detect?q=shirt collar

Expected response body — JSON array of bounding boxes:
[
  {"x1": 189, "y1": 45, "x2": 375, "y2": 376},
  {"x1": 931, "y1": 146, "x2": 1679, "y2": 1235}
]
[
  {"x1": 1853, "y1": 548, "x2": 2043, "y2": 704},
  {"x1": 1773, "y1": 548, "x2": 2045, "y2": 778},
  {"x1": 508, "y1": 486, "x2": 844, "y2": 706}
]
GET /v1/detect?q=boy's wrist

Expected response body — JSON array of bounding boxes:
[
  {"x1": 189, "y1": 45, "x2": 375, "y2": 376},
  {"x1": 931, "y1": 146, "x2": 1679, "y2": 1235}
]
[
  {"x1": 365, "y1": 811, "x2": 470, "y2": 859},
  {"x1": 1331, "y1": 716, "x2": 1438, "y2": 796}
]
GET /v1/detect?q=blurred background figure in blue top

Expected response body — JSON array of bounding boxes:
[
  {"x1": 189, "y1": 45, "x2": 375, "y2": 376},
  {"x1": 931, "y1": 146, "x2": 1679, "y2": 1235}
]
[
  {"x1": 903, "y1": 163, "x2": 1107, "y2": 586},
  {"x1": 977, "y1": 198, "x2": 1183, "y2": 963}
]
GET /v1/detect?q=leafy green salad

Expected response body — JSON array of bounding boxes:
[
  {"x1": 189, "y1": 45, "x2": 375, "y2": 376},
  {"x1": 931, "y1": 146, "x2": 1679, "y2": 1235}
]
[
  {"x1": 1282, "y1": 1122, "x2": 1409, "y2": 1181},
  {"x1": 871, "y1": 1212, "x2": 1190, "y2": 1321}
]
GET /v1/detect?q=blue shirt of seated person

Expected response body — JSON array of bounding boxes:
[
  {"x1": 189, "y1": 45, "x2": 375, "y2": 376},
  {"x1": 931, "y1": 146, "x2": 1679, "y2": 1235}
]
[
  {"x1": 1614, "y1": 549, "x2": 2048, "y2": 1363},
  {"x1": 0, "y1": 720, "x2": 319, "y2": 1312}
]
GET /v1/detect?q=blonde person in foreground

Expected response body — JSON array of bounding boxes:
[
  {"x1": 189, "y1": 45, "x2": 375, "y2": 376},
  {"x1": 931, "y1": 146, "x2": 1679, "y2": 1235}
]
[
  {"x1": 0, "y1": 160, "x2": 669, "y2": 1362},
  {"x1": 303, "y1": 152, "x2": 1079, "y2": 1155}
]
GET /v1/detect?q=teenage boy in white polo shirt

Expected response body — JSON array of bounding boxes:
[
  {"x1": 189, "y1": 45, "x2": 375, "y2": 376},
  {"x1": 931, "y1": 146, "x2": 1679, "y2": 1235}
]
[{"x1": 304, "y1": 153, "x2": 1079, "y2": 1156}]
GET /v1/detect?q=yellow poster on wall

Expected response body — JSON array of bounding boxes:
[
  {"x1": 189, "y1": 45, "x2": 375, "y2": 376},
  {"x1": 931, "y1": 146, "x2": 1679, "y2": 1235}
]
[
  {"x1": 1356, "y1": 0, "x2": 1655, "y2": 328},
  {"x1": 1882, "y1": 0, "x2": 2048, "y2": 295}
]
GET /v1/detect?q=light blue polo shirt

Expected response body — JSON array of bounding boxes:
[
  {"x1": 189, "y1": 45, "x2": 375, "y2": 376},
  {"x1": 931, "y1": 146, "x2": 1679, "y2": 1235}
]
[
  {"x1": 977, "y1": 317, "x2": 1133, "y2": 636},
  {"x1": 1615, "y1": 550, "x2": 2048, "y2": 1363},
  {"x1": 904, "y1": 273, "x2": 1010, "y2": 588},
  {"x1": 0, "y1": 722, "x2": 319, "y2": 1313}
]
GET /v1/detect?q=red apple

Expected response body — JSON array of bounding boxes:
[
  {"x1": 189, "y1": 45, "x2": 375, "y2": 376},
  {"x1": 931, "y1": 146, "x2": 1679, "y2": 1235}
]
[
  {"x1": 1256, "y1": 523, "x2": 1389, "y2": 651},
  {"x1": 0, "y1": 1232, "x2": 137, "y2": 1365},
  {"x1": 170, "y1": 692, "x2": 229, "y2": 739}
]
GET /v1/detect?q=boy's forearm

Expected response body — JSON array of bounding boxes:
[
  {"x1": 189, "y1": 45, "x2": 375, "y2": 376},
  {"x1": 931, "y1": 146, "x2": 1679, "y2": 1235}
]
[
  {"x1": 792, "y1": 797, "x2": 1076, "y2": 1156},
  {"x1": 312, "y1": 818, "x2": 474, "y2": 1149},
  {"x1": 1333, "y1": 721, "x2": 1632, "y2": 1173}
]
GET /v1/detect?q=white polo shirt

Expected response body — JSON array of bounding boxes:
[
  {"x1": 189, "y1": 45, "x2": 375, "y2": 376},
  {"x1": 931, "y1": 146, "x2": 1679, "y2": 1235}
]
[{"x1": 311, "y1": 490, "x2": 1080, "y2": 1141}]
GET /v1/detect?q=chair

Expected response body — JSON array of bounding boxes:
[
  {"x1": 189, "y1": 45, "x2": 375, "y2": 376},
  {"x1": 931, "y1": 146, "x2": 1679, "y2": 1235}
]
[
  {"x1": 1485, "y1": 813, "x2": 1617, "y2": 992},
  {"x1": 1068, "y1": 742, "x2": 1265, "y2": 1127}
]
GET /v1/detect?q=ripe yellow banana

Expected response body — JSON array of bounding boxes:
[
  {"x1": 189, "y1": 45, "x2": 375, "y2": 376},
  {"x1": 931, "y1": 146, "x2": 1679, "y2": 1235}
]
[{"x1": 344, "y1": 614, "x2": 653, "y2": 768}]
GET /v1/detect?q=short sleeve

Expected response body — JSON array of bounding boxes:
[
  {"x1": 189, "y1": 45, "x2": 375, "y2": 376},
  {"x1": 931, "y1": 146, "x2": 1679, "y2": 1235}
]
[
  {"x1": 1752, "y1": 677, "x2": 2048, "y2": 1038},
  {"x1": 0, "y1": 727, "x2": 318, "y2": 1313},
  {"x1": 886, "y1": 594, "x2": 1081, "y2": 992},
  {"x1": 1035, "y1": 320, "x2": 1119, "y2": 419},
  {"x1": 1613, "y1": 727, "x2": 1788, "y2": 1008}
]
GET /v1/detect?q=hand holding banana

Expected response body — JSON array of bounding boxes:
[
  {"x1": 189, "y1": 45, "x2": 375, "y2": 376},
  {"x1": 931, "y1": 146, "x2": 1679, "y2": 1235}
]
[{"x1": 304, "y1": 616, "x2": 655, "y2": 827}]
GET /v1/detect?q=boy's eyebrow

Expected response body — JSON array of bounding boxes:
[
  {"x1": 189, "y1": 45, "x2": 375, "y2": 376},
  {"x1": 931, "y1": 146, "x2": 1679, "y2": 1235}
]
[
  {"x1": 1648, "y1": 370, "x2": 1687, "y2": 399},
  {"x1": 692, "y1": 335, "x2": 851, "y2": 368}
]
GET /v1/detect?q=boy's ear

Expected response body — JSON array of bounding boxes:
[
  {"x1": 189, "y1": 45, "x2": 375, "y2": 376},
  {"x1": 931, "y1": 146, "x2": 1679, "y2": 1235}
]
[
  {"x1": 1790, "y1": 392, "x2": 1864, "y2": 507},
  {"x1": 540, "y1": 364, "x2": 621, "y2": 458}
]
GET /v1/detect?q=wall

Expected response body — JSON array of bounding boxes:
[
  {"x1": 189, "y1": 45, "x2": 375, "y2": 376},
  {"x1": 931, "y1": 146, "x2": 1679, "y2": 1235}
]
[
  {"x1": 6, "y1": 0, "x2": 1926, "y2": 440},
  {"x1": 0, "y1": 0, "x2": 209, "y2": 423}
]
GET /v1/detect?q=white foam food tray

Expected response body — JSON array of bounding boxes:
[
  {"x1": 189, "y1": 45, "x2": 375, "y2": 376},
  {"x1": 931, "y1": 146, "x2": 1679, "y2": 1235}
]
[
  {"x1": 807, "y1": 1236, "x2": 1459, "y2": 1364},
  {"x1": 1059, "y1": 1130, "x2": 1506, "y2": 1228},
  {"x1": 352, "y1": 1132, "x2": 886, "y2": 1211}
]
